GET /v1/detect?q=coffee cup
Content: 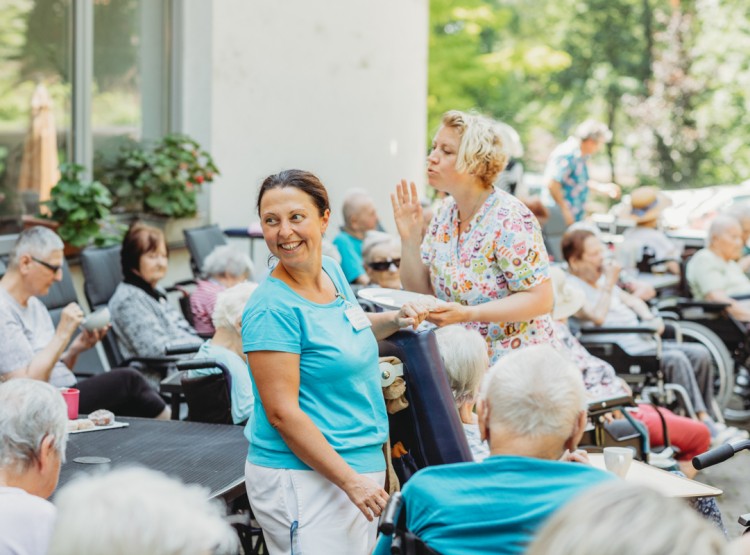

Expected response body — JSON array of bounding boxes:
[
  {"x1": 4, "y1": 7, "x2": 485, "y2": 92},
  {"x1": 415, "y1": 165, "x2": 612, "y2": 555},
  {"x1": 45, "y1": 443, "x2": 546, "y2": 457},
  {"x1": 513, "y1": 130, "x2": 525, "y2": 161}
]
[
  {"x1": 603, "y1": 447, "x2": 633, "y2": 478},
  {"x1": 82, "y1": 307, "x2": 110, "y2": 332},
  {"x1": 60, "y1": 388, "x2": 80, "y2": 420}
]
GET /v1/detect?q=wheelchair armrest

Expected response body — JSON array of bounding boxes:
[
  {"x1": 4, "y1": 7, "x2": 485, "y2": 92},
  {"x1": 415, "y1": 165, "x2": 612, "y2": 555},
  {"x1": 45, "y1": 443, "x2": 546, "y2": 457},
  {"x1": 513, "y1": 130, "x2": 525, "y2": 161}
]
[
  {"x1": 587, "y1": 396, "x2": 636, "y2": 418},
  {"x1": 378, "y1": 491, "x2": 403, "y2": 536},
  {"x1": 730, "y1": 293, "x2": 750, "y2": 301},
  {"x1": 165, "y1": 342, "x2": 203, "y2": 356},
  {"x1": 673, "y1": 299, "x2": 731, "y2": 312}
]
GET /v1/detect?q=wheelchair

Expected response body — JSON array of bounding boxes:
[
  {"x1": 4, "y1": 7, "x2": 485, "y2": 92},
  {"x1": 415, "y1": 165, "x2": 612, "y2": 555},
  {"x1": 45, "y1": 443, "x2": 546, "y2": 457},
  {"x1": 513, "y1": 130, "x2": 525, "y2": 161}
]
[{"x1": 652, "y1": 253, "x2": 750, "y2": 422}]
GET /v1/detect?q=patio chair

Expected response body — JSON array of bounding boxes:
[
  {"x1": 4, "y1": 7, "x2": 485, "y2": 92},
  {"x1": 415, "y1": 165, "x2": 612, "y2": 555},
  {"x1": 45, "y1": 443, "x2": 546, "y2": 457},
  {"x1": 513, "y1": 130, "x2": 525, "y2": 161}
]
[
  {"x1": 174, "y1": 358, "x2": 234, "y2": 425},
  {"x1": 183, "y1": 224, "x2": 228, "y2": 278},
  {"x1": 79, "y1": 245, "x2": 191, "y2": 374}
]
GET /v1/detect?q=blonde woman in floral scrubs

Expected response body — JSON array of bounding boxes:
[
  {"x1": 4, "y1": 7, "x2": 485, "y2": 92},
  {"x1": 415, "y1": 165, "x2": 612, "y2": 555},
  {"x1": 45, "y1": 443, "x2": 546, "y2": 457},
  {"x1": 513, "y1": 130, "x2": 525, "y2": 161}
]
[{"x1": 392, "y1": 110, "x2": 555, "y2": 364}]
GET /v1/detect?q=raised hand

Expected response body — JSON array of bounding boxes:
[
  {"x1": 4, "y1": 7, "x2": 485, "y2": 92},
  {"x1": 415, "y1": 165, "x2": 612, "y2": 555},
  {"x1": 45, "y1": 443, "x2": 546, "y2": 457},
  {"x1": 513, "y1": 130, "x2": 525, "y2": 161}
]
[{"x1": 391, "y1": 179, "x2": 424, "y2": 245}]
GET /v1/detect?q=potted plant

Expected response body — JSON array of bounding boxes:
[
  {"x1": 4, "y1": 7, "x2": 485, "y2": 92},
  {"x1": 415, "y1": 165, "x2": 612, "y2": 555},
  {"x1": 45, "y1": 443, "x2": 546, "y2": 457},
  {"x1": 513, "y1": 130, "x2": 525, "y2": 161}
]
[
  {"x1": 103, "y1": 133, "x2": 219, "y2": 220},
  {"x1": 37, "y1": 163, "x2": 123, "y2": 254}
]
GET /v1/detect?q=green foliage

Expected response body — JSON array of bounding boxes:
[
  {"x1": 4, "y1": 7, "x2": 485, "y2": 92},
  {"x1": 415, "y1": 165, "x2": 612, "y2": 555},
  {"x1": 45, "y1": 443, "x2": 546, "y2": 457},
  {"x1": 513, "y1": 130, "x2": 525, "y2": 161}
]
[
  {"x1": 429, "y1": 0, "x2": 750, "y2": 188},
  {"x1": 42, "y1": 163, "x2": 122, "y2": 248},
  {"x1": 102, "y1": 134, "x2": 220, "y2": 218}
]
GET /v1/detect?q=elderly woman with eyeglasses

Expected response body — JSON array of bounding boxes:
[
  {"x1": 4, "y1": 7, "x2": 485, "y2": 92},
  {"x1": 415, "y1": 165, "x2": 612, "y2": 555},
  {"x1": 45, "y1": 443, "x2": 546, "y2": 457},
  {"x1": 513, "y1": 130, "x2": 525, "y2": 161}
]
[{"x1": 361, "y1": 232, "x2": 402, "y2": 289}]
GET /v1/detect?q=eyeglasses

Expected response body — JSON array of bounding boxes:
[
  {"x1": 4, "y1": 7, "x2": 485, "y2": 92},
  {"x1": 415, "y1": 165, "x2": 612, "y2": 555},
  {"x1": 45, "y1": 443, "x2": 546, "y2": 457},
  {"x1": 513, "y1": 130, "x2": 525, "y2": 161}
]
[
  {"x1": 31, "y1": 256, "x2": 62, "y2": 274},
  {"x1": 368, "y1": 258, "x2": 401, "y2": 271}
]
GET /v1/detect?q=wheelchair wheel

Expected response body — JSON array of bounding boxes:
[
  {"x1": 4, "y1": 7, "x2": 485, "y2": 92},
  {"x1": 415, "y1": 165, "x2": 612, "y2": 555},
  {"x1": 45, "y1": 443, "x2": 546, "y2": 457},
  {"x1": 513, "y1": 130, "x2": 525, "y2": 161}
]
[
  {"x1": 726, "y1": 366, "x2": 750, "y2": 423},
  {"x1": 677, "y1": 321, "x2": 734, "y2": 413}
]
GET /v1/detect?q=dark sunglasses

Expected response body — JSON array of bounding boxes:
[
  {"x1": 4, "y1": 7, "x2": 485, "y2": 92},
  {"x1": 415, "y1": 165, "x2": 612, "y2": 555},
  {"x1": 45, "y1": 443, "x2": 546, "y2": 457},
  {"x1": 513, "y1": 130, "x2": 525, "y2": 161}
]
[
  {"x1": 368, "y1": 258, "x2": 401, "y2": 271},
  {"x1": 31, "y1": 256, "x2": 62, "y2": 274}
]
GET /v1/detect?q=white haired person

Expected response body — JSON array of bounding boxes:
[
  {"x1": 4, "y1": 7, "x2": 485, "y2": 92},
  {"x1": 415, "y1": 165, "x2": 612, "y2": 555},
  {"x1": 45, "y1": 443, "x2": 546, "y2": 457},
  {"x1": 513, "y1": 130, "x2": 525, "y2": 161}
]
[
  {"x1": 526, "y1": 481, "x2": 726, "y2": 555},
  {"x1": 0, "y1": 379, "x2": 68, "y2": 554},
  {"x1": 434, "y1": 325, "x2": 490, "y2": 461},
  {"x1": 333, "y1": 189, "x2": 380, "y2": 284},
  {"x1": 48, "y1": 468, "x2": 238, "y2": 555},
  {"x1": 372, "y1": 345, "x2": 613, "y2": 555},
  {"x1": 189, "y1": 282, "x2": 258, "y2": 424},
  {"x1": 362, "y1": 231, "x2": 402, "y2": 290},
  {"x1": 546, "y1": 119, "x2": 620, "y2": 225},
  {"x1": 0, "y1": 227, "x2": 170, "y2": 418},
  {"x1": 687, "y1": 214, "x2": 750, "y2": 321},
  {"x1": 190, "y1": 244, "x2": 255, "y2": 335},
  {"x1": 393, "y1": 110, "x2": 556, "y2": 365}
]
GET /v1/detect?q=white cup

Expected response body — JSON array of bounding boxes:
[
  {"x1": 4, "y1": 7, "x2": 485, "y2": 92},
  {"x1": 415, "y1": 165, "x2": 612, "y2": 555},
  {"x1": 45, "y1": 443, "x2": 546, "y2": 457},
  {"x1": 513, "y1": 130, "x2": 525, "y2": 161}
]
[
  {"x1": 82, "y1": 307, "x2": 111, "y2": 332},
  {"x1": 603, "y1": 447, "x2": 633, "y2": 478}
]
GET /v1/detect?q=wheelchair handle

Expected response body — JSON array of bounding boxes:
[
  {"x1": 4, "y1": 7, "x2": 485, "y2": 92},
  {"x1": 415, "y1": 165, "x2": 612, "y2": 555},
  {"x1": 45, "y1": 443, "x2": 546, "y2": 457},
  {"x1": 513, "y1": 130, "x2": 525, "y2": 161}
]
[
  {"x1": 692, "y1": 439, "x2": 750, "y2": 470},
  {"x1": 175, "y1": 358, "x2": 220, "y2": 371},
  {"x1": 378, "y1": 491, "x2": 403, "y2": 536}
]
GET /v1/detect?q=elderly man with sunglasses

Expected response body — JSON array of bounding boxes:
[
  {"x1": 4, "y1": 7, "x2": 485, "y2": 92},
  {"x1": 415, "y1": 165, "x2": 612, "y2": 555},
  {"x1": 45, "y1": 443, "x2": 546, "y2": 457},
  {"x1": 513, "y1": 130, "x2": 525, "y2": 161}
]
[
  {"x1": 0, "y1": 379, "x2": 68, "y2": 554},
  {"x1": 0, "y1": 227, "x2": 169, "y2": 419}
]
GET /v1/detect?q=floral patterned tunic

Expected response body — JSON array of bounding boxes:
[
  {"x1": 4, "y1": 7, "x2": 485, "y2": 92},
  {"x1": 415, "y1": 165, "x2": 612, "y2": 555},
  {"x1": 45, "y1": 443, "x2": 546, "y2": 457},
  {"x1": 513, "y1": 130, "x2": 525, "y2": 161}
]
[
  {"x1": 421, "y1": 187, "x2": 555, "y2": 364},
  {"x1": 544, "y1": 137, "x2": 590, "y2": 222}
]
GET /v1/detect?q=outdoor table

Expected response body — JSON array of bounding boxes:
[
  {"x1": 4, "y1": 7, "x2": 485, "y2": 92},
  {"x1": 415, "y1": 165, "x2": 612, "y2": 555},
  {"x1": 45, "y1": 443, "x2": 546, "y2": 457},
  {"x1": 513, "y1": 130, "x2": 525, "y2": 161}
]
[
  {"x1": 588, "y1": 453, "x2": 722, "y2": 498},
  {"x1": 58, "y1": 417, "x2": 248, "y2": 502}
]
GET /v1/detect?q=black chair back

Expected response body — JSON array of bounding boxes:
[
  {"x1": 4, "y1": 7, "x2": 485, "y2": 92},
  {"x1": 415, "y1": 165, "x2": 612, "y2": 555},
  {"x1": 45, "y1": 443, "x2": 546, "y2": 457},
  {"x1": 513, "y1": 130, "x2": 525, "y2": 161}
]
[
  {"x1": 378, "y1": 328, "x2": 472, "y2": 485},
  {"x1": 183, "y1": 225, "x2": 227, "y2": 278},
  {"x1": 80, "y1": 245, "x2": 126, "y2": 367}
]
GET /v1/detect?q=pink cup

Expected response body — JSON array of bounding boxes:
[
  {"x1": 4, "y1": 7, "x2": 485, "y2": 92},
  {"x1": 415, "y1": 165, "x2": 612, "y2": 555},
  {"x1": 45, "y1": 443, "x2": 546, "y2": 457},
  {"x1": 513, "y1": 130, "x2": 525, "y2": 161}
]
[{"x1": 61, "y1": 388, "x2": 80, "y2": 420}]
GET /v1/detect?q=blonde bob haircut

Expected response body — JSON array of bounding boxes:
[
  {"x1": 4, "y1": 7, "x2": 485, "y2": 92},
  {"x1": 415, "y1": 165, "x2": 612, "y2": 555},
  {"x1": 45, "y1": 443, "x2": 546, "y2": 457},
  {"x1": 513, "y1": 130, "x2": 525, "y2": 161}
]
[{"x1": 440, "y1": 110, "x2": 508, "y2": 188}]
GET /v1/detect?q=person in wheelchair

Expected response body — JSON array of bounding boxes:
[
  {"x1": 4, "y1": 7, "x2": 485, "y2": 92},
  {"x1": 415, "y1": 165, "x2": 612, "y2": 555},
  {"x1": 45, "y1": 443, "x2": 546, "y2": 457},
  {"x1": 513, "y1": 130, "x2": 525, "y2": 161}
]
[
  {"x1": 562, "y1": 228, "x2": 746, "y2": 444},
  {"x1": 686, "y1": 214, "x2": 750, "y2": 321},
  {"x1": 188, "y1": 282, "x2": 257, "y2": 425},
  {"x1": 550, "y1": 267, "x2": 710, "y2": 478},
  {"x1": 190, "y1": 244, "x2": 255, "y2": 336},
  {"x1": 372, "y1": 345, "x2": 614, "y2": 555},
  {"x1": 0, "y1": 227, "x2": 169, "y2": 419},
  {"x1": 434, "y1": 325, "x2": 490, "y2": 461}
]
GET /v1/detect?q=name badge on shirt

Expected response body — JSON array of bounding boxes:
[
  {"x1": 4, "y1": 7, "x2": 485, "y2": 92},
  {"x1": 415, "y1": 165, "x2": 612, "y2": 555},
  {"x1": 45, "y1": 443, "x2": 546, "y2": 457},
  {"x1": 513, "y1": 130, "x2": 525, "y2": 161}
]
[{"x1": 344, "y1": 304, "x2": 372, "y2": 331}]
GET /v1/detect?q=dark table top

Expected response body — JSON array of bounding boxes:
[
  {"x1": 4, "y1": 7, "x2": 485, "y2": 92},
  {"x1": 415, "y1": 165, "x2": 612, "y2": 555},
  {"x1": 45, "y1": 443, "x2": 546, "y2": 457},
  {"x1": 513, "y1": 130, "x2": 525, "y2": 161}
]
[{"x1": 59, "y1": 417, "x2": 248, "y2": 501}]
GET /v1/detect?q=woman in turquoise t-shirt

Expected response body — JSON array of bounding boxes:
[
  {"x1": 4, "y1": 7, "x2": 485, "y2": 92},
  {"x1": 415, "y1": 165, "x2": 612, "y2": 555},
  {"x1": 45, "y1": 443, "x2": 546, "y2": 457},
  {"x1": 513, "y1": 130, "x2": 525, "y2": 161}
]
[{"x1": 242, "y1": 170, "x2": 428, "y2": 555}]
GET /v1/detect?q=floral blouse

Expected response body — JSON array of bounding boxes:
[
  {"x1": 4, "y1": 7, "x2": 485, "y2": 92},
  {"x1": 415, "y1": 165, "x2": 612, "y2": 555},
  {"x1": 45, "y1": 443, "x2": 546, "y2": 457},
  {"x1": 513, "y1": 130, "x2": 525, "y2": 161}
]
[{"x1": 421, "y1": 188, "x2": 555, "y2": 363}]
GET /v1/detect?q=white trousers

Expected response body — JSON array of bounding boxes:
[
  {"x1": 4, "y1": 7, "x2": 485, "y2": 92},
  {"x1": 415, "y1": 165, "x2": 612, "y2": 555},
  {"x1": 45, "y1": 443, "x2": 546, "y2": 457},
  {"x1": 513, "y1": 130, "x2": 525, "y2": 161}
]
[{"x1": 245, "y1": 461, "x2": 385, "y2": 555}]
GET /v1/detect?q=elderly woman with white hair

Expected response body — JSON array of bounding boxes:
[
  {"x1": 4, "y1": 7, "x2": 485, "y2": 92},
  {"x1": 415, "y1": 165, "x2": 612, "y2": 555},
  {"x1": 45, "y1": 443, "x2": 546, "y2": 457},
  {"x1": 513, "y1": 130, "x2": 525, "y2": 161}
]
[
  {"x1": 361, "y1": 231, "x2": 402, "y2": 290},
  {"x1": 191, "y1": 244, "x2": 255, "y2": 335},
  {"x1": 49, "y1": 467, "x2": 238, "y2": 555},
  {"x1": 333, "y1": 189, "x2": 380, "y2": 285},
  {"x1": 190, "y1": 282, "x2": 258, "y2": 424},
  {"x1": 434, "y1": 325, "x2": 490, "y2": 461},
  {"x1": 0, "y1": 379, "x2": 68, "y2": 554}
]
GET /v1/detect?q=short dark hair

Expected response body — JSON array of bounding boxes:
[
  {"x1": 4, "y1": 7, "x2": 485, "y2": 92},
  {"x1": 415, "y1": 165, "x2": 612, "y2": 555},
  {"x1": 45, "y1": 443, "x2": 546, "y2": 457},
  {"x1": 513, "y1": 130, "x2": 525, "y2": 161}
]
[
  {"x1": 120, "y1": 222, "x2": 166, "y2": 280},
  {"x1": 561, "y1": 228, "x2": 595, "y2": 263},
  {"x1": 256, "y1": 169, "x2": 330, "y2": 217}
]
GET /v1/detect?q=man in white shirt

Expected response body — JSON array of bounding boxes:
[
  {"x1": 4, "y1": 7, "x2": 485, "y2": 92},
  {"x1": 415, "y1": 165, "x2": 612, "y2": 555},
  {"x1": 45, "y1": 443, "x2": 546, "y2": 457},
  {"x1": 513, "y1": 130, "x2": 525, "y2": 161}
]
[{"x1": 0, "y1": 379, "x2": 68, "y2": 555}]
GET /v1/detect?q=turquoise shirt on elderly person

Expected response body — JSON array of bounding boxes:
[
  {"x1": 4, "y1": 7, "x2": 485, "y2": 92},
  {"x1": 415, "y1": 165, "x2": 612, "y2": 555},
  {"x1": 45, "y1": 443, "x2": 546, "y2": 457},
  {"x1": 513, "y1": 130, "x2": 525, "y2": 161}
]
[
  {"x1": 333, "y1": 230, "x2": 366, "y2": 283},
  {"x1": 372, "y1": 456, "x2": 613, "y2": 555},
  {"x1": 241, "y1": 256, "x2": 388, "y2": 473}
]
